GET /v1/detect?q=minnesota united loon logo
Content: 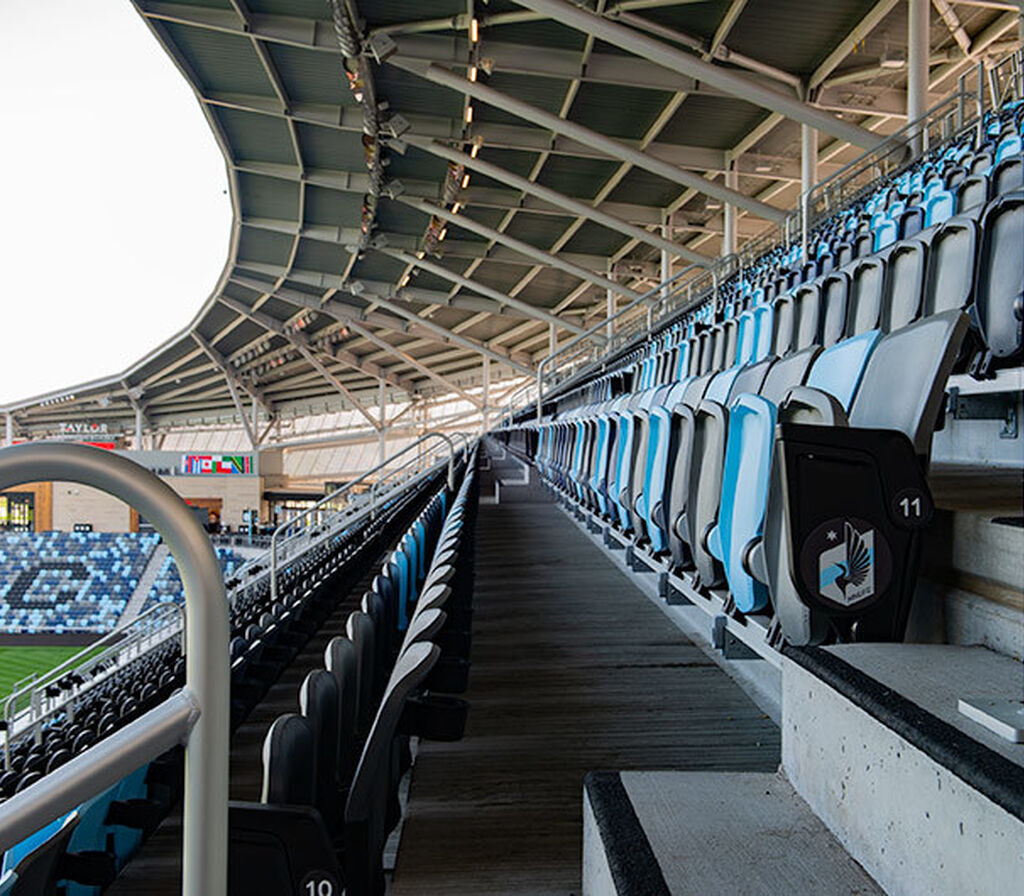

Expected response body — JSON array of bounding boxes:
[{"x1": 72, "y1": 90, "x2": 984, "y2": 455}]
[{"x1": 818, "y1": 521, "x2": 875, "y2": 606}]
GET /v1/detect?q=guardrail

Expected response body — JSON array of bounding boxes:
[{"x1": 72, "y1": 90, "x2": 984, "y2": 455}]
[
  {"x1": 269, "y1": 430, "x2": 461, "y2": 601},
  {"x1": 0, "y1": 442, "x2": 229, "y2": 896},
  {"x1": 2, "y1": 602, "x2": 184, "y2": 766}
]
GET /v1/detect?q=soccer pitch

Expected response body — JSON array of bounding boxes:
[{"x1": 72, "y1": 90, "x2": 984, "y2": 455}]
[{"x1": 0, "y1": 645, "x2": 88, "y2": 701}]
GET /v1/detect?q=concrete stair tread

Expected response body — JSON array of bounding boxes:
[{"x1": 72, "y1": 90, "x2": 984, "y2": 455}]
[{"x1": 585, "y1": 770, "x2": 884, "y2": 896}]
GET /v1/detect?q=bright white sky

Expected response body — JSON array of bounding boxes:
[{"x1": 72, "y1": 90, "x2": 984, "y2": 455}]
[{"x1": 0, "y1": 1, "x2": 231, "y2": 405}]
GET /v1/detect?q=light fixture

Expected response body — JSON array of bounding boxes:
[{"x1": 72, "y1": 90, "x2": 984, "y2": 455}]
[
  {"x1": 465, "y1": 104, "x2": 474, "y2": 123},
  {"x1": 470, "y1": 17, "x2": 479, "y2": 43},
  {"x1": 469, "y1": 65, "x2": 478, "y2": 82},
  {"x1": 461, "y1": 173, "x2": 471, "y2": 189},
  {"x1": 755, "y1": 164, "x2": 772, "y2": 173},
  {"x1": 438, "y1": 227, "x2": 448, "y2": 241},
  {"x1": 469, "y1": 138, "x2": 482, "y2": 158},
  {"x1": 452, "y1": 202, "x2": 462, "y2": 213}
]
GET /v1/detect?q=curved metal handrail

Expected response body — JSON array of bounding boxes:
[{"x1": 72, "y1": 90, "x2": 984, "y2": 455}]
[
  {"x1": 0, "y1": 442, "x2": 229, "y2": 895},
  {"x1": 270, "y1": 430, "x2": 456, "y2": 601}
]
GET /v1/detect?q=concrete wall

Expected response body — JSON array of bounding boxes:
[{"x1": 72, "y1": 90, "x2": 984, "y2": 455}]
[
  {"x1": 51, "y1": 483, "x2": 132, "y2": 532},
  {"x1": 158, "y1": 475, "x2": 262, "y2": 530}
]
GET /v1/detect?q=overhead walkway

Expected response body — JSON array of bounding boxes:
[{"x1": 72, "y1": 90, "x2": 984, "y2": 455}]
[{"x1": 390, "y1": 478, "x2": 780, "y2": 895}]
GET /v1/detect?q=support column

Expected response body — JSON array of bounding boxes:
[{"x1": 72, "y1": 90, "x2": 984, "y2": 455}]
[
  {"x1": 907, "y1": 0, "x2": 930, "y2": 156},
  {"x1": 606, "y1": 261, "x2": 615, "y2": 342},
  {"x1": 5, "y1": 413, "x2": 12, "y2": 447},
  {"x1": 801, "y1": 123, "x2": 818, "y2": 254},
  {"x1": 482, "y1": 356, "x2": 490, "y2": 433},
  {"x1": 722, "y1": 163, "x2": 737, "y2": 257},
  {"x1": 378, "y1": 379, "x2": 386, "y2": 466},
  {"x1": 548, "y1": 321, "x2": 556, "y2": 357},
  {"x1": 660, "y1": 209, "x2": 672, "y2": 307},
  {"x1": 134, "y1": 407, "x2": 143, "y2": 452}
]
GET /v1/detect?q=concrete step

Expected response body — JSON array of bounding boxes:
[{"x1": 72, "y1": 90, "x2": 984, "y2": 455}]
[
  {"x1": 584, "y1": 770, "x2": 883, "y2": 896},
  {"x1": 782, "y1": 643, "x2": 1024, "y2": 896}
]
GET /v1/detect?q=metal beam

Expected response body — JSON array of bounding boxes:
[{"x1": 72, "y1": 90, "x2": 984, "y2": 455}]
[
  {"x1": 189, "y1": 332, "x2": 272, "y2": 416},
  {"x1": 391, "y1": 58, "x2": 786, "y2": 222},
  {"x1": 192, "y1": 333, "x2": 260, "y2": 447},
  {"x1": 400, "y1": 196, "x2": 647, "y2": 302},
  {"x1": 511, "y1": 0, "x2": 883, "y2": 149},
  {"x1": 374, "y1": 246, "x2": 589, "y2": 334},
  {"x1": 342, "y1": 319, "x2": 484, "y2": 409},
  {"x1": 217, "y1": 297, "x2": 394, "y2": 429},
  {"x1": 406, "y1": 135, "x2": 710, "y2": 265}
]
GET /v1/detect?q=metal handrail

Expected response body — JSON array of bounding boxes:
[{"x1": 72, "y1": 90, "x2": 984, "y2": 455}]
[
  {"x1": 367, "y1": 442, "x2": 451, "y2": 513},
  {"x1": 535, "y1": 263, "x2": 706, "y2": 421},
  {"x1": 0, "y1": 443, "x2": 229, "y2": 895},
  {"x1": 3, "y1": 602, "x2": 185, "y2": 765},
  {"x1": 270, "y1": 430, "x2": 456, "y2": 601}
]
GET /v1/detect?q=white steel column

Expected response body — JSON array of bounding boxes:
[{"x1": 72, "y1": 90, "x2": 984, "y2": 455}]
[
  {"x1": 722, "y1": 164, "x2": 738, "y2": 257},
  {"x1": 801, "y1": 122, "x2": 818, "y2": 254},
  {"x1": 5, "y1": 413, "x2": 12, "y2": 447},
  {"x1": 548, "y1": 322, "x2": 556, "y2": 356},
  {"x1": 907, "y1": 0, "x2": 930, "y2": 156},
  {"x1": 134, "y1": 407, "x2": 144, "y2": 452},
  {"x1": 482, "y1": 356, "x2": 490, "y2": 433},
  {"x1": 378, "y1": 379, "x2": 386, "y2": 466},
  {"x1": 606, "y1": 261, "x2": 615, "y2": 342}
]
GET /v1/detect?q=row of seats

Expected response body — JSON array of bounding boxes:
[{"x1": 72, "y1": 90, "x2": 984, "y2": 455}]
[
  {"x1": 0, "y1": 532, "x2": 159, "y2": 633},
  {"x1": 0, "y1": 461, "x2": 469, "y2": 895},
  {"x1": 509, "y1": 176, "x2": 1002, "y2": 644},
  {"x1": 229, "y1": 451, "x2": 479, "y2": 896},
  {"x1": 144, "y1": 547, "x2": 247, "y2": 611}
]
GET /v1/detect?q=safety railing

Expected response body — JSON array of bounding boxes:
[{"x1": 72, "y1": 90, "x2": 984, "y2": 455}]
[
  {"x1": 534, "y1": 264, "x2": 711, "y2": 419},
  {"x1": 2, "y1": 602, "x2": 185, "y2": 765},
  {"x1": 0, "y1": 442, "x2": 229, "y2": 896},
  {"x1": 803, "y1": 71, "x2": 989, "y2": 246},
  {"x1": 269, "y1": 431, "x2": 461, "y2": 601}
]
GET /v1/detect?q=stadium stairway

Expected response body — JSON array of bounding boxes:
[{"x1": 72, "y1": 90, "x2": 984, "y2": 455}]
[
  {"x1": 388, "y1": 446, "x2": 782, "y2": 895},
  {"x1": 105, "y1": 560, "x2": 377, "y2": 896},
  {"x1": 118, "y1": 545, "x2": 169, "y2": 627}
]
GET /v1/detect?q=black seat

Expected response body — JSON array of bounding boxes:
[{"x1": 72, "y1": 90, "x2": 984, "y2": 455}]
[{"x1": 299, "y1": 670, "x2": 341, "y2": 834}]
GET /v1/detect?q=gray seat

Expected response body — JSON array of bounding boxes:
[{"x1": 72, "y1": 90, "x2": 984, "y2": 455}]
[
  {"x1": 881, "y1": 239, "x2": 927, "y2": 331},
  {"x1": 766, "y1": 309, "x2": 969, "y2": 645},
  {"x1": 974, "y1": 192, "x2": 1023, "y2": 370},
  {"x1": 344, "y1": 642, "x2": 440, "y2": 896},
  {"x1": 845, "y1": 257, "x2": 886, "y2": 335},
  {"x1": 347, "y1": 611, "x2": 376, "y2": 736},
  {"x1": 299, "y1": 670, "x2": 340, "y2": 831}
]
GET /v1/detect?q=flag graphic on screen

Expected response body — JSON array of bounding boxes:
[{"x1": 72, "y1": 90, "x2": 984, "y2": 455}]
[{"x1": 183, "y1": 454, "x2": 252, "y2": 475}]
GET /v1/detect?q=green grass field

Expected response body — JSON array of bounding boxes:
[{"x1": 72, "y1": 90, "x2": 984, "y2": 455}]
[{"x1": 0, "y1": 645, "x2": 90, "y2": 701}]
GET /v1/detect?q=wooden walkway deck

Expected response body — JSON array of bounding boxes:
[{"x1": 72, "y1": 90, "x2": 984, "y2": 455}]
[{"x1": 390, "y1": 492, "x2": 780, "y2": 896}]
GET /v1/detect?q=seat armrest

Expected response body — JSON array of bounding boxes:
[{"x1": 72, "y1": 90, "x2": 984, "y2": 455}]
[{"x1": 780, "y1": 387, "x2": 850, "y2": 426}]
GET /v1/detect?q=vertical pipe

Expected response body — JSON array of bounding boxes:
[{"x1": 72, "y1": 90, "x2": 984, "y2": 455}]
[
  {"x1": 606, "y1": 261, "x2": 615, "y2": 343},
  {"x1": 907, "y1": 0, "x2": 930, "y2": 157},
  {"x1": 548, "y1": 321, "x2": 556, "y2": 356},
  {"x1": 660, "y1": 209, "x2": 671, "y2": 313},
  {"x1": 482, "y1": 356, "x2": 490, "y2": 433},
  {"x1": 5, "y1": 413, "x2": 12, "y2": 447},
  {"x1": 801, "y1": 123, "x2": 818, "y2": 258},
  {"x1": 722, "y1": 163, "x2": 737, "y2": 257},
  {"x1": 378, "y1": 379, "x2": 386, "y2": 466}
]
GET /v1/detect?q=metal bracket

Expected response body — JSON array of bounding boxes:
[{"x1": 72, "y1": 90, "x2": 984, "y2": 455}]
[{"x1": 948, "y1": 387, "x2": 1018, "y2": 439}]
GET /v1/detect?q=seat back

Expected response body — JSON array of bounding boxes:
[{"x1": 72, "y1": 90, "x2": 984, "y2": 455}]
[
  {"x1": 299, "y1": 670, "x2": 340, "y2": 824},
  {"x1": 261, "y1": 714, "x2": 315, "y2": 807},
  {"x1": 819, "y1": 273, "x2": 849, "y2": 347},
  {"x1": 346, "y1": 611, "x2": 377, "y2": 735},
  {"x1": 923, "y1": 216, "x2": 979, "y2": 315},
  {"x1": 849, "y1": 309, "x2": 969, "y2": 456},
  {"x1": 2, "y1": 813, "x2": 79, "y2": 896},
  {"x1": 804, "y1": 330, "x2": 882, "y2": 412},
  {"x1": 327, "y1": 638, "x2": 364, "y2": 778},
  {"x1": 846, "y1": 258, "x2": 885, "y2": 336},
  {"x1": 882, "y1": 240, "x2": 927, "y2": 330},
  {"x1": 974, "y1": 193, "x2": 1023, "y2": 362}
]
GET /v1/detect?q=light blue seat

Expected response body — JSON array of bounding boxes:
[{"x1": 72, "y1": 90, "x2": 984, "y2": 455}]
[
  {"x1": 873, "y1": 217, "x2": 898, "y2": 251},
  {"x1": 923, "y1": 190, "x2": 956, "y2": 227},
  {"x1": 708, "y1": 330, "x2": 882, "y2": 613}
]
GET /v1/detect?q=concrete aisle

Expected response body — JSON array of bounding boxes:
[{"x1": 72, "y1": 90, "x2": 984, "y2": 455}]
[{"x1": 391, "y1": 492, "x2": 780, "y2": 896}]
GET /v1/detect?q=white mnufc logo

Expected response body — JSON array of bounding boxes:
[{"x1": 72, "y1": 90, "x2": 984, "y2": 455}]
[{"x1": 818, "y1": 520, "x2": 875, "y2": 607}]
